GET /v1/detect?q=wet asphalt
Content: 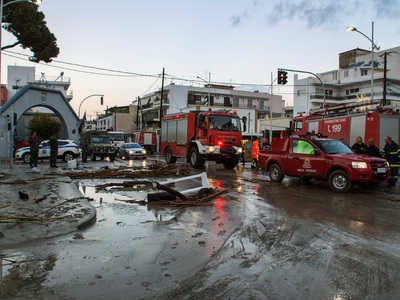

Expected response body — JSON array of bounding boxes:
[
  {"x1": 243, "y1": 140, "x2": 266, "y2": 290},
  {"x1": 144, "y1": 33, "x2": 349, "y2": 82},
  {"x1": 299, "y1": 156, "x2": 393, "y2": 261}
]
[{"x1": 1, "y1": 155, "x2": 400, "y2": 299}]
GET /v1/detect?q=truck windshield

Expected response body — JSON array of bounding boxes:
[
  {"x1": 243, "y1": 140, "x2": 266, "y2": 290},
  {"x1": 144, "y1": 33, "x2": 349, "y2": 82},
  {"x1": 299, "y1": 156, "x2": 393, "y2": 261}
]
[
  {"x1": 92, "y1": 136, "x2": 110, "y2": 143},
  {"x1": 209, "y1": 116, "x2": 240, "y2": 131},
  {"x1": 316, "y1": 140, "x2": 353, "y2": 154},
  {"x1": 108, "y1": 132, "x2": 124, "y2": 141}
]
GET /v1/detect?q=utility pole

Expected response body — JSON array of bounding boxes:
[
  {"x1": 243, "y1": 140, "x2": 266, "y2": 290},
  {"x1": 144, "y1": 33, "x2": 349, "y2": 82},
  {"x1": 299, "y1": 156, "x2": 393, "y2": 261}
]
[
  {"x1": 383, "y1": 52, "x2": 387, "y2": 106},
  {"x1": 159, "y1": 68, "x2": 165, "y2": 129}
]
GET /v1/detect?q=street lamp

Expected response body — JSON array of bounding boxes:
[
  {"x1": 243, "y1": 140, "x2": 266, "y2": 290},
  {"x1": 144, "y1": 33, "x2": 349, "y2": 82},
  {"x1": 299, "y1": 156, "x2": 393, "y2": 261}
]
[
  {"x1": 78, "y1": 94, "x2": 104, "y2": 119},
  {"x1": 346, "y1": 22, "x2": 380, "y2": 102},
  {"x1": 0, "y1": 0, "x2": 42, "y2": 87},
  {"x1": 194, "y1": 73, "x2": 211, "y2": 107}
]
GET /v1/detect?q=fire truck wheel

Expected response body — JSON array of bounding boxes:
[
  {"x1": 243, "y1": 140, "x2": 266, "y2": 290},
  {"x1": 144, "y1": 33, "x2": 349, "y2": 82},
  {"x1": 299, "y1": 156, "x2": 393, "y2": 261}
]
[
  {"x1": 328, "y1": 170, "x2": 351, "y2": 193},
  {"x1": 269, "y1": 163, "x2": 284, "y2": 182},
  {"x1": 223, "y1": 157, "x2": 239, "y2": 169},
  {"x1": 165, "y1": 147, "x2": 177, "y2": 164},
  {"x1": 189, "y1": 148, "x2": 204, "y2": 169}
]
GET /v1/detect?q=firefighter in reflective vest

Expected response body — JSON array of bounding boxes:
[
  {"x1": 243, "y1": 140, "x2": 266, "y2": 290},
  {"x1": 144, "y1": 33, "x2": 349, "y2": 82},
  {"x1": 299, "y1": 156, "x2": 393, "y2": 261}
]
[
  {"x1": 251, "y1": 137, "x2": 260, "y2": 168},
  {"x1": 381, "y1": 136, "x2": 400, "y2": 188}
]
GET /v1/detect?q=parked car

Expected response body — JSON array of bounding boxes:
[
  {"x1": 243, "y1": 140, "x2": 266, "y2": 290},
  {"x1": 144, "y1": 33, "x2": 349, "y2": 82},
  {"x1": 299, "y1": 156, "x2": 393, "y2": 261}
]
[
  {"x1": 15, "y1": 139, "x2": 81, "y2": 163},
  {"x1": 119, "y1": 143, "x2": 147, "y2": 159}
]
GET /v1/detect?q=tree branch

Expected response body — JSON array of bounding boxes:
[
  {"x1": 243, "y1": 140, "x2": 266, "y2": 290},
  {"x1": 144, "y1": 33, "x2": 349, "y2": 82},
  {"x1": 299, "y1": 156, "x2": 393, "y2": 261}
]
[{"x1": 1, "y1": 41, "x2": 21, "y2": 50}]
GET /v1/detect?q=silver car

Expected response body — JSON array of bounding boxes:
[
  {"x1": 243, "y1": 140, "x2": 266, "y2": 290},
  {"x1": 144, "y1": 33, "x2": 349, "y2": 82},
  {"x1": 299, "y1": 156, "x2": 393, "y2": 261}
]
[{"x1": 119, "y1": 143, "x2": 147, "y2": 159}]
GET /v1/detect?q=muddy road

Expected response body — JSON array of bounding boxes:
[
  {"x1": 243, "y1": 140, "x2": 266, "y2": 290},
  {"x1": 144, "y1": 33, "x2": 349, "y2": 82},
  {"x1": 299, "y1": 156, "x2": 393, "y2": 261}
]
[{"x1": 1, "y1": 157, "x2": 400, "y2": 299}]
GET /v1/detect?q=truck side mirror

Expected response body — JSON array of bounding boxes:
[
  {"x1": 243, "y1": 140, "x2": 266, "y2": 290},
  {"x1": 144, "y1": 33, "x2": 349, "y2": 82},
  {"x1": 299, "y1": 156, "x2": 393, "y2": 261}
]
[
  {"x1": 197, "y1": 115, "x2": 205, "y2": 130},
  {"x1": 242, "y1": 116, "x2": 247, "y2": 132},
  {"x1": 313, "y1": 148, "x2": 320, "y2": 156}
]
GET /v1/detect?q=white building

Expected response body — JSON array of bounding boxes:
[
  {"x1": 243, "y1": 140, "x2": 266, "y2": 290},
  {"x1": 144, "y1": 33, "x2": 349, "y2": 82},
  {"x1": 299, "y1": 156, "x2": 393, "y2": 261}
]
[
  {"x1": 7, "y1": 66, "x2": 72, "y2": 102},
  {"x1": 294, "y1": 46, "x2": 400, "y2": 116}
]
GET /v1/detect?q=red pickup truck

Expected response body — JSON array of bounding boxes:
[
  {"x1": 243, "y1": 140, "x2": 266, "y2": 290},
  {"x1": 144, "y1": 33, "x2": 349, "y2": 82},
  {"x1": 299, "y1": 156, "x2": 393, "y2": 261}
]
[{"x1": 258, "y1": 137, "x2": 390, "y2": 192}]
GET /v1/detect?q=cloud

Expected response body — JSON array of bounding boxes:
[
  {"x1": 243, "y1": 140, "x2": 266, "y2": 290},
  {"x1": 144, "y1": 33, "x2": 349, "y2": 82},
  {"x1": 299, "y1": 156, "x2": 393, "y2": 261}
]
[
  {"x1": 373, "y1": 0, "x2": 400, "y2": 18},
  {"x1": 265, "y1": 0, "x2": 354, "y2": 29},
  {"x1": 230, "y1": 11, "x2": 248, "y2": 27}
]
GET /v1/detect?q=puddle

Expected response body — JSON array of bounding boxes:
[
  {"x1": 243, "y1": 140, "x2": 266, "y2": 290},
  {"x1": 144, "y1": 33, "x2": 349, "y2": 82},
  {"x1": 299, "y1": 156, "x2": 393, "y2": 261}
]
[{"x1": 78, "y1": 179, "x2": 178, "y2": 224}]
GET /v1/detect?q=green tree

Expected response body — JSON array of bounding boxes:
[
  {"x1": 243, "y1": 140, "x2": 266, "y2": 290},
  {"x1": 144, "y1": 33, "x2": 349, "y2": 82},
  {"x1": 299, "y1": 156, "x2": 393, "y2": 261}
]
[
  {"x1": 2, "y1": 1, "x2": 59, "y2": 63},
  {"x1": 27, "y1": 112, "x2": 61, "y2": 140}
]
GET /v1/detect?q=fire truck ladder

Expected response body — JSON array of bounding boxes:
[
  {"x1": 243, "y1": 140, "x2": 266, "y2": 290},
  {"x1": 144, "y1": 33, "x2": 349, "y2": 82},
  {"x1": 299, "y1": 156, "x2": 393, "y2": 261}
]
[{"x1": 310, "y1": 99, "x2": 381, "y2": 116}]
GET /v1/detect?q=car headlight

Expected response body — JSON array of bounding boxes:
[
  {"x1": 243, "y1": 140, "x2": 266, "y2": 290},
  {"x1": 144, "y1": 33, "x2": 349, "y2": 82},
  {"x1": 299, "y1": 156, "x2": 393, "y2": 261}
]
[
  {"x1": 237, "y1": 147, "x2": 243, "y2": 154},
  {"x1": 142, "y1": 150, "x2": 146, "y2": 154},
  {"x1": 128, "y1": 150, "x2": 134, "y2": 154},
  {"x1": 352, "y1": 161, "x2": 368, "y2": 169},
  {"x1": 208, "y1": 147, "x2": 215, "y2": 153}
]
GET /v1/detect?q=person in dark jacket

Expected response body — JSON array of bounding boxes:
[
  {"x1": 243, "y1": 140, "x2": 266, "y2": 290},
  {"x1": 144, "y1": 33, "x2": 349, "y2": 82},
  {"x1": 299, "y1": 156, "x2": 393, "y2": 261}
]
[
  {"x1": 351, "y1": 136, "x2": 367, "y2": 154},
  {"x1": 381, "y1": 136, "x2": 400, "y2": 188},
  {"x1": 28, "y1": 131, "x2": 40, "y2": 167},
  {"x1": 366, "y1": 139, "x2": 380, "y2": 157},
  {"x1": 49, "y1": 133, "x2": 58, "y2": 167}
]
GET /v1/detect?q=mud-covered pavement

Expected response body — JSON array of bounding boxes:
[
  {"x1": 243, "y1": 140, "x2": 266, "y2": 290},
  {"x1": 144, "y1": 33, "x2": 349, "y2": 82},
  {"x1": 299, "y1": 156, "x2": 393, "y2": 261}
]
[{"x1": 1, "y1": 156, "x2": 400, "y2": 299}]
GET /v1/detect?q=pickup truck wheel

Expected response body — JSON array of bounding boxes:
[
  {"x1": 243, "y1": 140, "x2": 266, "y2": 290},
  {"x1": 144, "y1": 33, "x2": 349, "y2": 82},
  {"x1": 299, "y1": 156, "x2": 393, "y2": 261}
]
[
  {"x1": 165, "y1": 147, "x2": 177, "y2": 164},
  {"x1": 90, "y1": 153, "x2": 96, "y2": 161},
  {"x1": 269, "y1": 163, "x2": 284, "y2": 182},
  {"x1": 223, "y1": 157, "x2": 239, "y2": 169},
  {"x1": 328, "y1": 170, "x2": 351, "y2": 193},
  {"x1": 189, "y1": 148, "x2": 204, "y2": 169},
  {"x1": 22, "y1": 153, "x2": 31, "y2": 164}
]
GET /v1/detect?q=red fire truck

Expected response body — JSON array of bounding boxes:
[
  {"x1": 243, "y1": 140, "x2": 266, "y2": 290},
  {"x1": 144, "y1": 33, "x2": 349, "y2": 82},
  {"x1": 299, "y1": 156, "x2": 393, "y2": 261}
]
[
  {"x1": 160, "y1": 109, "x2": 245, "y2": 169},
  {"x1": 292, "y1": 101, "x2": 400, "y2": 148},
  {"x1": 134, "y1": 131, "x2": 157, "y2": 154}
]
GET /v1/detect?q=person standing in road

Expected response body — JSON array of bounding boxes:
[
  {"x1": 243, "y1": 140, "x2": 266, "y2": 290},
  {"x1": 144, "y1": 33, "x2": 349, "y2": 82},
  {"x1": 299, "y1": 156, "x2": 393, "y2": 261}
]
[
  {"x1": 381, "y1": 136, "x2": 400, "y2": 188},
  {"x1": 251, "y1": 137, "x2": 260, "y2": 168},
  {"x1": 81, "y1": 138, "x2": 89, "y2": 163},
  {"x1": 49, "y1": 132, "x2": 58, "y2": 167},
  {"x1": 351, "y1": 136, "x2": 367, "y2": 154},
  {"x1": 28, "y1": 131, "x2": 40, "y2": 168},
  {"x1": 366, "y1": 139, "x2": 380, "y2": 157},
  {"x1": 300, "y1": 132, "x2": 313, "y2": 185}
]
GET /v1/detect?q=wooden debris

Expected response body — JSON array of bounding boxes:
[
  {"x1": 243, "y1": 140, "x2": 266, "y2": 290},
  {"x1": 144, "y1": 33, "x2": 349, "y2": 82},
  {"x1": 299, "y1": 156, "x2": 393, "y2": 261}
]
[
  {"x1": 35, "y1": 193, "x2": 51, "y2": 203},
  {"x1": 96, "y1": 180, "x2": 152, "y2": 191},
  {"x1": 152, "y1": 181, "x2": 188, "y2": 201},
  {"x1": 147, "y1": 192, "x2": 176, "y2": 202},
  {"x1": 64, "y1": 165, "x2": 190, "y2": 180}
]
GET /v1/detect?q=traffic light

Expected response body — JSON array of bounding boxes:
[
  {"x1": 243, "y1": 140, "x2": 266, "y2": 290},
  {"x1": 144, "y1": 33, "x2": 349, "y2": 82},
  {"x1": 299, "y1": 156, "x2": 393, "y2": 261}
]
[
  {"x1": 282, "y1": 71, "x2": 288, "y2": 85},
  {"x1": 278, "y1": 70, "x2": 282, "y2": 84},
  {"x1": 100, "y1": 96, "x2": 104, "y2": 105},
  {"x1": 278, "y1": 70, "x2": 288, "y2": 85}
]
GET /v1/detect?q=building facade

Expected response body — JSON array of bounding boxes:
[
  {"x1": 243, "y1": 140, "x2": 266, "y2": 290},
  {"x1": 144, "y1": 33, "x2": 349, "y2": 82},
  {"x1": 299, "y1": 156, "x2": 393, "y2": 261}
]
[
  {"x1": 6, "y1": 66, "x2": 73, "y2": 102},
  {"x1": 293, "y1": 46, "x2": 400, "y2": 116}
]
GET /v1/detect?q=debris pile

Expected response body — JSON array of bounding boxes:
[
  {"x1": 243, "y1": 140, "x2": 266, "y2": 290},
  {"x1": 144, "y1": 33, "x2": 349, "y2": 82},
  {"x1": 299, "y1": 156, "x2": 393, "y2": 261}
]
[{"x1": 64, "y1": 164, "x2": 190, "y2": 180}]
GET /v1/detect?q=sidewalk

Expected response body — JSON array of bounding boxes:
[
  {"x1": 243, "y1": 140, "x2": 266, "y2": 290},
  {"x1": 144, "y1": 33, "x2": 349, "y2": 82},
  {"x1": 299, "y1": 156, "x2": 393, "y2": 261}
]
[{"x1": 0, "y1": 161, "x2": 96, "y2": 247}]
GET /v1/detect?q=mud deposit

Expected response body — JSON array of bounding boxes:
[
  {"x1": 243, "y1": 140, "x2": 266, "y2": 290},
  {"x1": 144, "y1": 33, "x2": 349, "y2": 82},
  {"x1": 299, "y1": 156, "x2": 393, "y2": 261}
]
[{"x1": 1, "y1": 163, "x2": 400, "y2": 299}]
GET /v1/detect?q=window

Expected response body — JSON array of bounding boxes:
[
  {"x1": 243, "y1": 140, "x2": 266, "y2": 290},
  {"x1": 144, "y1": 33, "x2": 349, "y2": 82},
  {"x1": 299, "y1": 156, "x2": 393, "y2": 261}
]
[
  {"x1": 297, "y1": 89, "x2": 306, "y2": 96},
  {"x1": 293, "y1": 139, "x2": 314, "y2": 154},
  {"x1": 247, "y1": 99, "x2": 253, "y2": 108},
  {"x1": 346, "y1": 88, "x2": 360, "y2": 95},
  {"x1": 361, "y1": 69, "x2": 368, "y2": 76},
  {"x1": 259, "y1": 100, "x2": 265, "y2": 110},
  {"x1": 344, "y1": 70, "x2": 349, "y2": 78},
  {"x1": 233, "y1": 98, "x2": 239, "y2": 107},
  {"x1": 294, "y1": 120, "x2": 303, "y2": 132}
]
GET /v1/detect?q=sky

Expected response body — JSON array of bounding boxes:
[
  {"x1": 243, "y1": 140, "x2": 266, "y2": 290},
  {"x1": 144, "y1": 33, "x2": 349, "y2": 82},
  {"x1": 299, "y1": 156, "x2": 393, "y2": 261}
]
[{"x1": 1, "y1": 0, "x2": 400, "y2": 119}]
